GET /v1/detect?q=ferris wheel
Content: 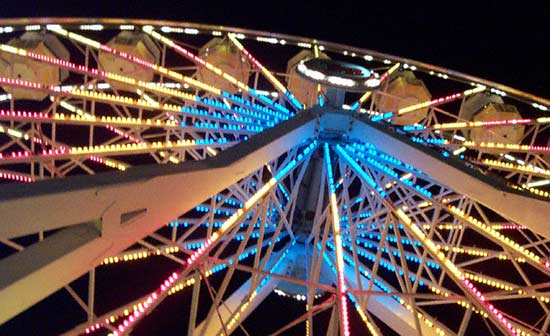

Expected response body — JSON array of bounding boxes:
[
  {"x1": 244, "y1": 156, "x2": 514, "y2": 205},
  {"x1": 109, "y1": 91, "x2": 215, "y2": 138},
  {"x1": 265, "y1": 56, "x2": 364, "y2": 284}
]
[{"x1": 1, "y1": 18, "x2": 550, "y2": 336}]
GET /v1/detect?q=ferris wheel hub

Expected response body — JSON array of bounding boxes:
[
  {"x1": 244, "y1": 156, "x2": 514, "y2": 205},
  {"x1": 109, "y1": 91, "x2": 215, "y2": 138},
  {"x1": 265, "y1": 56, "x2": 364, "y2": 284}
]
[{"x1": 296, "y1": 58, "x2": 381, "y2": 92}]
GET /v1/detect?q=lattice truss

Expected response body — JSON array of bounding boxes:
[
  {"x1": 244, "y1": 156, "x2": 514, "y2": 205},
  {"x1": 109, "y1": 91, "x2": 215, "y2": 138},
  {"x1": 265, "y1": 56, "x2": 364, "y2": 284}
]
[{"x1": 1, "y1": 19, "x2": 550, "y2": 336}]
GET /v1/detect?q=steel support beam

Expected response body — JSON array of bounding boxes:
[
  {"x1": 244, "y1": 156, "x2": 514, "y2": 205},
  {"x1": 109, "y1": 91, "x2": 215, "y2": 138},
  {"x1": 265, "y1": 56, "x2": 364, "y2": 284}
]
[
  {"x1": 349, "y1": 113, "x2": 550, "y2": 239},
  {"x1": 342, "y1": 262, "x2": 452, "y2": 336},
  {"x1": 0, "y1": 110, "x2": 317, "y2": 238},
  {"x1": 0, "y1": 222, "x2": 102, "y2": 324},
  {"x1": 193, "y1": 252, "x2": 292, "y2": 336},
  {"x1": 0, "y1": 111, "x2": 317, "y2": 324}
]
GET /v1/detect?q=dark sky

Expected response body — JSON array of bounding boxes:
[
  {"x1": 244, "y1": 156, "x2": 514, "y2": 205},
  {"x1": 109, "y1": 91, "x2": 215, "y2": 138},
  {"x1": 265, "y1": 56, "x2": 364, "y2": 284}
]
[
  {"x1": 1, "y1": 1, "x2": 549, "y2": 98},
  {"x1": 0, "y1": 3, "x2": 549, "y2": 334}
]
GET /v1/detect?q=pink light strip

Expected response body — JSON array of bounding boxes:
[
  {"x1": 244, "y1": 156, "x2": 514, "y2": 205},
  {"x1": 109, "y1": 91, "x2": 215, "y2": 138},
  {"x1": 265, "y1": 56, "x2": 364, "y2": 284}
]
[
  {"x1": 431, "y1": 118, "x2": 532, "y2": 130},
  {"x1": 108, "y1": 142, "x2": 317, "y2": 335},
  {"x1": 324, "y1": 143, "x2": 350, "y2": 336}
]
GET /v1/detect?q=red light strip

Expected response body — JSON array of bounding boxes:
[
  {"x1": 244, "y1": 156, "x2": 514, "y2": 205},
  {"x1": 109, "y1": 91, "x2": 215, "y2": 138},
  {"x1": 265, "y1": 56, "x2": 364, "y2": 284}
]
[
  {"x1": 324, "y1": 143, "x2": 350, "y2": 336},
  {"x1": 431, "y1": 118, "x2": 532, "y2": 130},
  {"x1": 340, "y1": 146, "x2": 529, "y2": 335},
  {"x1": 461, "y1": 140, "x2": 550, "y2": 153},
  {"x1": 142, "y1": 28, "x2": 254, "y2": 95},
  {"x1": 108, "y1": 143, "x2": 316, "y2": 335},
  {"x1": 353, "y1": 63, "x2": 400, "y2": 110},
  {"x1": 374, "y1": 85, "x2": 486, "y2": 121},
  {"x1": 0, "y1": 139, "x2": 236, "y2": 164},
  {"x1": 227, "y1": 33, "x2": 303, "y2": 110},
  {"x1": 0, "y1": 170, "x2": 34, "y2": 182}
]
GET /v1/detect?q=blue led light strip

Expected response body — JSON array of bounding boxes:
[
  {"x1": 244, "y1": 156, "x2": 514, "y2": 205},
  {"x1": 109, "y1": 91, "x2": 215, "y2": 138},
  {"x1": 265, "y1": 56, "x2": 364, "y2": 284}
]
[
  {"x1": 197, "y1": 96, "x2": 277, "y2": 125},
  {"x1": 334, "y1": 144, "x2": 387, "y2": 198},
  {"x1": 343, "y1": 145, "x2": 433, "y2": 198},
  {"x1": 349, "y1": 142, "x2": 424, "y2": 175}
]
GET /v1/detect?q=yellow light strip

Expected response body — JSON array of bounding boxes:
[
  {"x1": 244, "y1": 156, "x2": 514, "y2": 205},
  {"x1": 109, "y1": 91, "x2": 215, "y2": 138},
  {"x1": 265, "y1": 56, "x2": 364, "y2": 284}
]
[
  {"x1": 479, "y1": 158, "x2": 550, "y2": 178},
  {"x1": 461, "y1": 140, "x2": 550, "y2": 153},
  {"x1": 448, "y1": 206, "x2": 543, "y2": 265},
  {"x1": 349, "y1": 295, "x2": 379, "y2": 336},
  {"x1": 396, "y1": 207, "x2": 530, "y2": 335},
  {"x1": 0, "y1": 124, "x2": 30, "y2": 140},
  {"x1": 398, "y1": 85, "x2": 485, "y2": 115},
  {"x1": 52, "y1": 113, "x2": 179, "y2": 128},
  {"x1": 228, "y1": 33, "x2": 287, "y2": 94},
  {"x1": 428, "y1": 286, "x2": 490, "y2": 319},
  {"x1": 0, "y1": 140, "x2": 234, "y2": 165},
  {"x1": 434, "y1": 244, "x2": 489, "y2": 257},
  {"x1": 44, "y1": 27, "x2": 224, "y2": 97},
  {"x1": 69, "y1": 139, "x2": 232, "y2": 156},
  {"x1": 356, "y1": 63, "x2": 401, "y2": 107},
  {"x1": 47, "y1": 25, "x2": 101, "y2": 48},
  {"x1": 142, "y1": 27, "x2": 251, "y2": 93},
  {"x1": 102, "y1": 246, "x2": 180, "y2": 265},
  {"x1": 65, "y1": 87, "x2": 181, "y2": 112},
  {"x1": 395, "y1": 297, "x2": 446, "y2": 336},
  {"x1": 224, "y1": 291, "x2": 257, "y2": 333},
  {"x1": 432, "y1": 118, "x2": 532, "y2": 130},
  {"x1": 516, "y1": 185, "x2": 550, "y2": 198},
  {"x1": 158, "y1": 151, "x2": 180, "y2": 164},
  {"x1": 463, "y1": 272, "x2": 515, "y2": 291}
]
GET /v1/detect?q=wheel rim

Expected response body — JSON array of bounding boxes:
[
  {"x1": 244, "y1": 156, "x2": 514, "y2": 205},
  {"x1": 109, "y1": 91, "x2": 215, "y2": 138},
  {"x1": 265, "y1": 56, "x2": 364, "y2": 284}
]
[{"x1": 0, "y1": 18, "x2": 549, "y2": 336}]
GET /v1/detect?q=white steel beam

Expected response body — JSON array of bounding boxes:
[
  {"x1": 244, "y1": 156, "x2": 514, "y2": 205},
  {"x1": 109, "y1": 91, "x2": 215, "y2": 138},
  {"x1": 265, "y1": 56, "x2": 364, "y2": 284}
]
[
  {"x1": 193, "y1": 251, "x2": 292, "y2": 336},
  {"x1": 0, "y1": 110, "x2": 318, "y2": 239},
  {"x1": 0, "y1": 111, "x2": 317, "y2": 324},
  {"x1": 342, "y1": 262, "x2": 453, "y2": 336},
  {"x1": 349, "y1": 113, "x2": 550, "y2": 239},
  {"x1": 0, "y1": 222, "x2": 102, "y2": 324}
]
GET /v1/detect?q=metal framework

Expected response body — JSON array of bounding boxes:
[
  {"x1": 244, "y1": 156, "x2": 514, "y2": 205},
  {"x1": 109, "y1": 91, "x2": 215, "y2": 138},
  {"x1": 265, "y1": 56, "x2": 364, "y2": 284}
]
[{"x1": 0, "y1": 18, "x2": 550, "y2": 336}]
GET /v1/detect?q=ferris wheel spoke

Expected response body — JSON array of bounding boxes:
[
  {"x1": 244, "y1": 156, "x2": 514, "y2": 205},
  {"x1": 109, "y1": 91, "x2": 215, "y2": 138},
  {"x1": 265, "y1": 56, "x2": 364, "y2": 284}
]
[
  {"x1": 105, "y1": 141, "x2": 317, "y2": 334},
  {"x1": 355, "y1": 142, "x2": 550, "y2": 278},
  {"x1": 325, "y1": 237, "x2": 454, "y2": 335},
  {"x1": 2, "y1": 19, "x2": 550, "y2": 336},
  {"x1": 271, "y1": 295, "x2": 336, "y2": 336},
  {"x1": 140, "y1": 27, "x2": 293, "y2": 118},
  {"x1": 348, "y1": 114, "x2": 550, "y2": 239},
  {"x1": 196, "y1": 202, "x2": 297, "y2": 335},
  {"x1": 372, "y1": 85, "x2": 486, "y2": 122},
  {"x1": 0, "y1": 120, "x2": 317, "y2": 328},
  {"x1": 228, "y1": 33, "x2": 304, "y2": 111},
  {"x1": 196, "y1": 195, "x2": 272, "y2": 335},
  {"x1": 401, "y1": 118, "x2": 550, "y2": 197},
  {"x1": 324, "y1": 143, "x2": 352, "y2": 336},
  {"x1": 69, "y1": 242, "x2": 267, "y2": 336},
  {"x1": 45, "y1": 26, "x2": 276, "y2": 116},
  {"x1": 336, "y1": 143, "x2": 536, "y2": 335},
  {"x1": 351, "y1": 62, "x2": 401, "y2": 111},
  {"x1": 0, "y1": 139, "x2": 237, "y2": 165},
  {"x1": 0, "y1": 117, "x2": 131, "y2": 174},
  {"x1": 356, "y1": 215, "x2": 392, "y2": 307},
  {"x1": 36, "y1": 28, "x2": 289, "y2": 132},
  {"x1": 0, "y1": 78, "x2": 277, "y2": 129}
]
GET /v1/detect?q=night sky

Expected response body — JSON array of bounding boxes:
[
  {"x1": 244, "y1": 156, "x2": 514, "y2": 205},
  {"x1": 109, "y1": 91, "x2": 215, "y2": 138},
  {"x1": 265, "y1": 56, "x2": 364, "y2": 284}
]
[
  {"x1": 1, "y1": 1, "x2": 549, "y2": 335},
  {"x1": 2, "y1": 1, "x2": 549, "y2": 98}
]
